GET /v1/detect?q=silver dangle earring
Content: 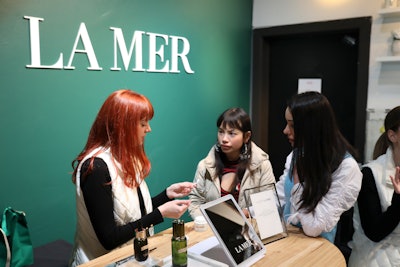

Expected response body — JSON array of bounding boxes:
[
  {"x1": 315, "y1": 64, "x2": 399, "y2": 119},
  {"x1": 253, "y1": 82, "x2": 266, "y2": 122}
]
[
  {"x1": 214, "y1": 142, "x2": 221, "y2": 152},
  {"x1": 240, "y1": 143, "x2": 250, "y2": 160}
]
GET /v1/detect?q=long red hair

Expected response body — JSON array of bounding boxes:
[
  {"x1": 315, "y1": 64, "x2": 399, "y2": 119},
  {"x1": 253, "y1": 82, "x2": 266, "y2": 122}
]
[{"x1": 72, "y1": 89, "x2": 154, "y2": 188}]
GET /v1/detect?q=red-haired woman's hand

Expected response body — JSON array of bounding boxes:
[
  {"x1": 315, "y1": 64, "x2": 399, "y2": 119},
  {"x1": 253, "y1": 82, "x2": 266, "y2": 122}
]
[
  {"x1": 158, "y1": 199, "x2": 191, "y2": 219},
  {"x1": 166, "y1": 182, "x2": 196, "y2": 199}
]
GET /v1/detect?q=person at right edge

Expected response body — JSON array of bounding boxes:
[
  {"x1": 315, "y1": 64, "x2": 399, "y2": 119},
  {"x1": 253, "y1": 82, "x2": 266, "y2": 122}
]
[{"x1": 348, "y1": 106, "x2": 400, "y2": 267}]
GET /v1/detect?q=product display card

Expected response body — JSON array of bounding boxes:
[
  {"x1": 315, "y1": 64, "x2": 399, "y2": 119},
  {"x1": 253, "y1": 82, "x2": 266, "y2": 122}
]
[{"x1": 244, "y1": 183, "x2": 288, "y2": 244}]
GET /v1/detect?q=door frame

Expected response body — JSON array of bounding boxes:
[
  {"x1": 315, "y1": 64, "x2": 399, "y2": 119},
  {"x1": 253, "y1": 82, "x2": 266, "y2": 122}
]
[{"x1": 251, "y1": 17, "x2": 371, "y2": 162}]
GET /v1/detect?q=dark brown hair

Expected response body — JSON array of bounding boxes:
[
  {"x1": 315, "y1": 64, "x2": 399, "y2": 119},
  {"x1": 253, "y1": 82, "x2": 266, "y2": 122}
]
[
  {"x1": 288, "y1": 91, "x2": 357, "y2": 213},
  {"x1": 372, "y1": 106, "x2": 400, "y2": 160},
  {"x1": 214, "y1": 107, "x2": 252, "y2": 181}
]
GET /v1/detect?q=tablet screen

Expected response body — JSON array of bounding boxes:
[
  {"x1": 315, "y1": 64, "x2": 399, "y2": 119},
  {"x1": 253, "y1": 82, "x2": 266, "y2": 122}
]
[{"x1": 200, "y1": 195, "x2": 265, "y2": 267}]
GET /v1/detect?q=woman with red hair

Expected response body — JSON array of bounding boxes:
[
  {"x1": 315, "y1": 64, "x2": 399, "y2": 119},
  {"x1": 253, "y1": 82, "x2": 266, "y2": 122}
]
[{"x1": 69, "y1": 89, "x2": 195, "y2": 266}]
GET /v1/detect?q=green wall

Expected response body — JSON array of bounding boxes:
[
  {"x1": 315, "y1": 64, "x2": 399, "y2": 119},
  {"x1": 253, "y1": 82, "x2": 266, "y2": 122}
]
[{"x1": 0, "y1": 0, "x2": 253, "y2": 247}]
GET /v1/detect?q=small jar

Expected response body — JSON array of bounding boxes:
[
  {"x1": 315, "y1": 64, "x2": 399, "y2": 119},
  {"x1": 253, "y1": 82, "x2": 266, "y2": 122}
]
[{"x1": 194, "y1": 216, "x2": 207, "y2": 232}]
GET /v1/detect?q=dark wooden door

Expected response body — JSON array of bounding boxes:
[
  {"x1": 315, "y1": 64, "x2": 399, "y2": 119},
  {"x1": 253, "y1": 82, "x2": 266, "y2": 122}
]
[{"x1": 251, "y1": 17, "x2": 371, "y2": 179}]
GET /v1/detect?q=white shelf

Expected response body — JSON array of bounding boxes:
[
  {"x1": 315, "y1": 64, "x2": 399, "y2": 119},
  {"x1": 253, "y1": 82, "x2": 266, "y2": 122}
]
[
  {"x1": 377, "y1": 8, "x2": 400, "y2": 63},
  {"x1": 379, "y1": 7, "x2": 400, "y2": 17},
  {"x1": 376, "y1": 55, "x2": 400, "y2": 62}
]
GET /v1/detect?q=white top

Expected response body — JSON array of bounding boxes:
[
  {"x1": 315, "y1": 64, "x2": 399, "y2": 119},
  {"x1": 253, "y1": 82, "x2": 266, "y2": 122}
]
[
  {"x1": 349, "y1": 147, "x2": 400, "y2": 267},
  {"x1": 276, "y1": 152, "x2": 362, "y2": 238},
  {"x1": 69, "y1": 147, "x2": 153, "y2": 266}
]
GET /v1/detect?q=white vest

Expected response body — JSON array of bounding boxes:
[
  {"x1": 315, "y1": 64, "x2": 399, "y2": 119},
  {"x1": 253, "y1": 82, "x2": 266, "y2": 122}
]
[
  {"x1": 349, "y1": 147, "x2": 400, "y2": 267},
  {"x1": 69, "y1": 147, "x2": 153, "y2": 266}
]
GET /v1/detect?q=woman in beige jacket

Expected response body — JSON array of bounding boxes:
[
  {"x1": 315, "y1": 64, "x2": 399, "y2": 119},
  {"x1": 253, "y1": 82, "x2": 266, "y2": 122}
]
[{"x1": 188, "y1": 107, "x2": 275, "y2": 219}]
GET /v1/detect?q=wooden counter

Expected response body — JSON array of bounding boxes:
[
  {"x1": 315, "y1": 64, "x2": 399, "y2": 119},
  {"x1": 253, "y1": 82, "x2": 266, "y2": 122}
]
[{"x1": 79, "y1": 221, "x2": 345, "y2": 267}]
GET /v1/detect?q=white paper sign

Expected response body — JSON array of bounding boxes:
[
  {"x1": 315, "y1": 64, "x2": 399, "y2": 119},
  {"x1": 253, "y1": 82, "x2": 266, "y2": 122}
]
[
  {"x1": 298, "y1": 78, "x2": 322, "y2": 93},
  {"x1": 250, "y1": 190, "x2": 284, "y2": 239}
]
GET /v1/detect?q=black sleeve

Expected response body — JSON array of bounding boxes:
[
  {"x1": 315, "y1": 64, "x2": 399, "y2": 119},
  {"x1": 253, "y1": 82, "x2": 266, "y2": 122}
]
[
  {"x1": 152, "y1": 189, "x2": 172, "y2": 208},
  {"x1": 80, "y1": 158, "x2": 164, "y2": 250},
  {"x1": 357, "y1": 167, "x2": 400, "y2": 242}
]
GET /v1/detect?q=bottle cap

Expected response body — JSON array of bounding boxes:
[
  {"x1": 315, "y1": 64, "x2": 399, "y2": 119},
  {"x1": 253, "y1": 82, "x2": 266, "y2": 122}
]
[
  {"x1": 136, "y1": 222, "x2": 147, "y2": 239},
  {"x1": 172, "y1": 219, "x2": 185, "y2": 238},
  {"x1": 136, "y1": 228, "x2": 147, "y2": 239}
]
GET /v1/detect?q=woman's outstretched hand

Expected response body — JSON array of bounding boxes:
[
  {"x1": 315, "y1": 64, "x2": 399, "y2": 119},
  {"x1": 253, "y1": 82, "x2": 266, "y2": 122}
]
[
  {"x1": 158, "y1": 199, "x2": 191, "y2": 219},
  {"x1": 166, "y1": 182, "x2": 196, "y2": 199}
]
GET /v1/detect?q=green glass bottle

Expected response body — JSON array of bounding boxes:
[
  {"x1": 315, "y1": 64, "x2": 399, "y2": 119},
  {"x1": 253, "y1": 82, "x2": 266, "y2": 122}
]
[{"x1": 171, "y1": 219, "x2": 187, "y2": 267}]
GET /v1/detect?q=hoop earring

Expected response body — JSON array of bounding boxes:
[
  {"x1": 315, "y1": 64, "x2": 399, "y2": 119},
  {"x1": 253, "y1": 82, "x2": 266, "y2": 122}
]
[
  {"x1": 214, "y1": 142, "x2": 221, "y2": 152},
  {"x1": 240, "y1": 143, "x2": 250, "y2": 160}
]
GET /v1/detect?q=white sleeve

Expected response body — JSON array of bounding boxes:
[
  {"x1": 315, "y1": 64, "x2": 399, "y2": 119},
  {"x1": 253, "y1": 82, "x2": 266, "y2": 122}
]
[
  {"x1": 276, "y1": 152, "x2": 293, "y2": 208},
  {"x1": 290, "y1": 157, "x2": 362, "y2": 237}
]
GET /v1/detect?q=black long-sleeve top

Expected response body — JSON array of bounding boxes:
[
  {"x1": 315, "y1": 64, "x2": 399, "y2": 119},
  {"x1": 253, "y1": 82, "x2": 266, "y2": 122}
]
[
  {"x1": 357, "y1": 167, "x2": 400, "y2": 242},
  {"x1": 80, "y1": 158, "x2": 172, "y2": 250}
]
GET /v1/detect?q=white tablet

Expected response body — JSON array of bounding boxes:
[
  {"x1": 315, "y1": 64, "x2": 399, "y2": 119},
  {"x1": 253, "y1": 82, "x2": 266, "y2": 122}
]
[{"x1": 195, "y1": 194, "x2": 266, "y2": 267}]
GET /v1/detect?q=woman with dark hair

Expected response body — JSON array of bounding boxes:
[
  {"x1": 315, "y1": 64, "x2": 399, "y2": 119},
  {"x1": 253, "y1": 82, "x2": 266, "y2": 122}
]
[
  {"x1": 69, "y1": 89, "x2": 195, "y2": 266},
  {"x1": 348, "y1": 106, "x2": 400, "y2": 267},
  {"x1": 188, "y1": 107, "x2": 275, "y2": 219},
  {"x1": 276, "y1": 91, "x2": 362, "y2": 242}
]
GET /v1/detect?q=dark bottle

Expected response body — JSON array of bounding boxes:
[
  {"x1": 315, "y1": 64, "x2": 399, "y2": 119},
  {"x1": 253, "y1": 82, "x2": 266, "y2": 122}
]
[
  {"x1": 134, "y1": 226, "x2": 148, "y2": 262},
  {"x1": 171, "y1": 219, "x2": 187, "y2": 267}
]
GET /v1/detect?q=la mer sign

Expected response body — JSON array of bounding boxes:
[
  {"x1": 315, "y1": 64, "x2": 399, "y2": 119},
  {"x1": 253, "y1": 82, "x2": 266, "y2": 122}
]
[{"x1": 24, "y1": 16, "x2": 195, "y2": 74}]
